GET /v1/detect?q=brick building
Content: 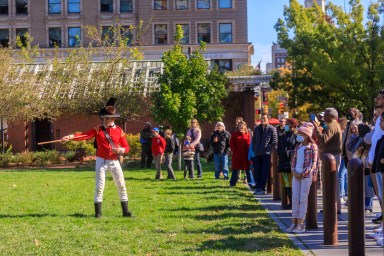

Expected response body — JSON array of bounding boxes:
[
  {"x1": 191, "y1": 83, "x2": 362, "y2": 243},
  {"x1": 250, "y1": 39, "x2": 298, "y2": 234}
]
[{"x1": 0, "y1": 0, "x2": 255, "y2": 152}]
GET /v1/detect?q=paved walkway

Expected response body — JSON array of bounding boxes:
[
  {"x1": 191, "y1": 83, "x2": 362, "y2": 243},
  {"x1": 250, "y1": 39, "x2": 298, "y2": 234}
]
[{"x1": 253, "y1": 190, "x2": 383, "y2": 256}]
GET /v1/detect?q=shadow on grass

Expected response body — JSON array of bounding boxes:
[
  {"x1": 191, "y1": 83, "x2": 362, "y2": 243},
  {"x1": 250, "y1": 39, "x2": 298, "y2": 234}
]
[
  {"x1": 0, "y1": 213, "x2": 58, "y2": 218},
  {"x1": 0, "y1": 213, "x2": 92, "y2": 218},
  {"x1": 186, "y1": 236, "x2": 293, "y2": 253},
  {"x1": 160, "y1": 203, "x2": 260, "y2": 213}
]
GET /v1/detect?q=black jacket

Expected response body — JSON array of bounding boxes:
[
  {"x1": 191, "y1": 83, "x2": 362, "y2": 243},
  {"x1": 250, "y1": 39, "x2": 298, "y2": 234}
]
[
  {"x1": 374, "y1": 135, "x2": 384, "y2": 174},
  {"x1": 165, "y1": 137, "x2": 175, "y2": 154},
  {"x1": 209, "y1": 130, "x2": 231, "y2": 154},
  {"x1": 252, "y1": 124, "x2": 277, "y2": 156}
]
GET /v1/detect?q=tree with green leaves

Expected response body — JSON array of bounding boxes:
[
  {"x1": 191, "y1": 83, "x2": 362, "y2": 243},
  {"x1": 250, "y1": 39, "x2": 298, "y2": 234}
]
[
  {"x1": 152, "y1": 25, "x2": 228, "y2": 135},
  {"x1": 271, "y1": 0, "x2": 384, "y2": 119}
]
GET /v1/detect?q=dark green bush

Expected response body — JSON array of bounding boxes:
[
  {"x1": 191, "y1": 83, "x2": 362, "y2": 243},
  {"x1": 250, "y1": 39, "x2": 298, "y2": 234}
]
[
  {"x1": 64, "y1": 151, "x2": 77, "y2": 162},
  {"x1": 63, "y1": 134, "x2": 96, "y2": 156},
  {"x1": 13, "y1": 151, "x2": 34, "y2": 165},
  {"x1": 32, "y1": 150, "x2": 61, "y2": 166},
  {"x1": 0, "y1": 152, "x2": 13, "y2": 167},
  {"x1": 126, "y1": 133, "x2": 140, "y2": 159}
]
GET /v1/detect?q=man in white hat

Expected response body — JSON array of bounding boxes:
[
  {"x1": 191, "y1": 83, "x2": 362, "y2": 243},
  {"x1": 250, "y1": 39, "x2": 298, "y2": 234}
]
[{"x1": 62, "y1": 97, "x2": 132, "y2": 218}]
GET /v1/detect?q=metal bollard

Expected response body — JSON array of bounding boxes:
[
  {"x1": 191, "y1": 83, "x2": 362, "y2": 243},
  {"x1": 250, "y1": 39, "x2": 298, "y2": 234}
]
[
  {"x1": 347, "y1": 158, "x2": 365, "y2": 256},
  {"x1": 306, "y1": 179, "x2": 318, "y2": 229},
  {"x1": 322, "y1": 153, "x2": 338, "y2": 245},
  {"x1": 272, "y1": 149, "x2": 281, "y2": 200}
]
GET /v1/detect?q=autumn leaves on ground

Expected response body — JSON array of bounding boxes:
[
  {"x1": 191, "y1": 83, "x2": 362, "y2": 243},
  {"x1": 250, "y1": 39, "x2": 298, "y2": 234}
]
[{"x1": 0, "y1": 164, "x2": 300, "y2": 255}]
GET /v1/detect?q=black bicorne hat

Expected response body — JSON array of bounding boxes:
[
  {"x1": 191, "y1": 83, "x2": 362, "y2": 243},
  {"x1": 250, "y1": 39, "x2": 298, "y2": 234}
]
[{"x1": 98, "y1": 97, "x2": 120, "y2": 118}]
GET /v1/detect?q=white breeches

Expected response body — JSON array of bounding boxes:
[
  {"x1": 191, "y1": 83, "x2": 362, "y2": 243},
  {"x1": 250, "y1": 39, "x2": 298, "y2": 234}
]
[{"x1": 94, "y1": 157, "x2": 128, "y2": 203}]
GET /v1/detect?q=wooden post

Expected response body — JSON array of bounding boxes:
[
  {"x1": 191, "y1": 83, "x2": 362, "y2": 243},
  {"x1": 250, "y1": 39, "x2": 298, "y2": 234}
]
[
  {"x1": 322, "y1": 153, "x2": 338, "y2": 245},
  {"x1": 347, "y1": 158, "x2": 365, "y2": 256}
]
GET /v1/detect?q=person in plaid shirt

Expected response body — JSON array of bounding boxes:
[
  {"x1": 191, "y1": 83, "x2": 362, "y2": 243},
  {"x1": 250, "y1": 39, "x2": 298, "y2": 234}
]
[{"x1": 287, "y1": 122, "x2": 318, "y2": 233}]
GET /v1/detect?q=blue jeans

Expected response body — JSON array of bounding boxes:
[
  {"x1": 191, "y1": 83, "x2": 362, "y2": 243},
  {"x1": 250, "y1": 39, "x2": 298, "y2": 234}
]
[
  {"x1": 375, "y1": 172, "x2": 383, "y2": 203},
  {"x1": 245, "y1": 169, "x2": 256, "y2": 186},
  {"x1": 194, "y1": 152, "x2": 202, "y2": 177},
  {"x1": 253, "y1": 155, "x2": 271, "y2": 191},
  {"x1": 214, "y1": 153, "x2": 229, "y2": 179},
  {"x1": 339, "y1": 158, "x2": 347, "y2": 198}
]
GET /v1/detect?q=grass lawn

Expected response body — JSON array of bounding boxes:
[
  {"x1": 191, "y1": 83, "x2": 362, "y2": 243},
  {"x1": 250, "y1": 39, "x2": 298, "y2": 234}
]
[{"x1": 0, "y1": 163, "x2": 300, "y2": 255}]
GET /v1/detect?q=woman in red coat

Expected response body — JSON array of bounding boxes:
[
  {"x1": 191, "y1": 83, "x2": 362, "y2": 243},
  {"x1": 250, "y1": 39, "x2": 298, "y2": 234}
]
[{"x1": 229, "y1": 121, "x2": 251, "y2": 187}]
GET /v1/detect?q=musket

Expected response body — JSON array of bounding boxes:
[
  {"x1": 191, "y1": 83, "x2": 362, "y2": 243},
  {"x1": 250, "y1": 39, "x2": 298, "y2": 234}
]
[{"x1": 37, "y1": 135, "x2": 88, "y2": 145}]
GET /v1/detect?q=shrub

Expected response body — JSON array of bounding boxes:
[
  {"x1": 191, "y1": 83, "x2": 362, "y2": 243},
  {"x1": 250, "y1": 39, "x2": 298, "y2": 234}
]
[
  {"x1": 0, "y1": 152, "x2": 13, "y2": 167},
  {"x1": 13, "y1": 151, "x2": 34, "y2": 166},
  {"x1": 64, "y1": 151, "x2": 77, "y2": 162},
  {"x1": 63, "y1": 134, "x2": 96, "y2": 156},
  {"x1": 32, "y1": 150, "x2": 61, "y2": 166},
  {"x1": 126, "y1": 133, "x2": 141, "y2": 159}
]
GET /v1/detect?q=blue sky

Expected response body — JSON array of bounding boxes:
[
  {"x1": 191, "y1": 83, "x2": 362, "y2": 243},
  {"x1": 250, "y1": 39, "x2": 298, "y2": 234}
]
[{"x1": 248, "y1": 0, "x2": 372, "y2": 71}]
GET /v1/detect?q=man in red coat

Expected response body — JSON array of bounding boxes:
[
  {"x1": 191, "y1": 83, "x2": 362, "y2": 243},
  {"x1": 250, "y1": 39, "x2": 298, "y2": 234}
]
[
  {"x1": 151, "y1": 127, "x2": 166, "y2": 179},
  {"x1": 229, "y1": 121, "x2": 252, "y2": 187},
  {"x1": 62, "y1": 98, "x2": 132, "y2": 218}
]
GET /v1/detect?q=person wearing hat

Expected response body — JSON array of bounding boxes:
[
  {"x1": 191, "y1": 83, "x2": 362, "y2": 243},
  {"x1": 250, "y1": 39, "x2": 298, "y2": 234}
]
[
  {"x1": 209, "y1": 121, "x2": 231, "y2": 180},
  {"x1": 151, "y1": 127, "x2": 166, "y2": 179},
  {"x1": 140, "y1": 122, "x2": 153, "y2": 168},
  {"x1": 61, "y1": 97, "x2": 132, "y2": 218},
  {"x1": 287, "y1": 122, "x2": 318, "y2": 233}
]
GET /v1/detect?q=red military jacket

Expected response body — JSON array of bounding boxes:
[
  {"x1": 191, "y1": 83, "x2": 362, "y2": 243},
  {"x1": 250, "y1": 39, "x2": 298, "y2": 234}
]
[{"x1": 74, "y1": 125, "x2": 130, "y2": 160}]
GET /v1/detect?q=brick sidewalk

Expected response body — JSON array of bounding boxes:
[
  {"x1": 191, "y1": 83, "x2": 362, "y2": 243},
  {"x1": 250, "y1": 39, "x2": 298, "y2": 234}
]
[{"x1": 252, "y1": 190, "x2": 383, "y2": 256}]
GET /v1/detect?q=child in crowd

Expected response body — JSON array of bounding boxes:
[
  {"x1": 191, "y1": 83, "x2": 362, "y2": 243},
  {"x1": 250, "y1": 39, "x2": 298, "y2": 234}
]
[
  {"x1": 164, "y1": 129, "x2": 176, "y2": 180},
  {"x1": 182, "y1": 136, "x2": 195, "y2": 179},
  {"x1": 287, "y1": 122, "x2": 318, "y2": 233},
  {"x1": 151, "y1": 127, "x2": 166, "y2": 180}
]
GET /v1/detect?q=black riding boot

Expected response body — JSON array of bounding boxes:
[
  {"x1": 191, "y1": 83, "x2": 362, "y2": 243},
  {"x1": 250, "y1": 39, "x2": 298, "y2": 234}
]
[
  {"x1": 94, "y1": 202, "x2": 102, "y2": 218},
  {"x1": 121, "y1": 201, "x2": 132, "y2": 217}
]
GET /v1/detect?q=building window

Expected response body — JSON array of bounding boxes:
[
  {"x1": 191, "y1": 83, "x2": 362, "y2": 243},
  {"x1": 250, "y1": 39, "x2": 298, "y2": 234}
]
[
  {"x1": 101, "y1": 0, "x2": 113, "y2": 12},
  {"x1": 49, "y1": 27, "x2": 61, "y2": 47},
  {"x1": 68, "y1": 0, "x2": 80, "y2": 13},
  {"x1": 197, "y1": 23, "x2": 210, "y2": 43},
  {"x1": 102, "y1": 26, "x2": 114, "y2": 45},
  {"x1": 197, "y1": 0, "x2": 209, "y2": 9},
  {"x1": 120, "y1": 26, "x2": 133, "y2": 45},
  {"x1": 218, "y1": 0, "x2": 231, "y2": 8},
  {"x1": 68, "y1": 27, "x2": 81, "y2": 47},
  {"x1": 120, "y1": 0, "x2": 133, "y2": 13},
  {"x1": 154, "y1": 24, "x2": 167, "y2": 44},
  {"x1": 16, "y1": 28, "x2": 28, "y2": 47},
  {"x1": 0, "y1": 0, "x2": 8, "y2": 14},
  {"x1": 219, "y1": 23, "x2": 232, "y2": 43},
  {"x1": 48, "y1": 0, "x2": 61, "y2": 14},
  {"x1": 154, "y1": 0, "x2": 167, "y2": 10},
  {"x1": 176, "y1": 24, "x2": 189, "y2": 44},
  {"x1": 175, "y1": 0, "x2": 188, "y2": 10},
  {"x1": 0, "y1": 29, "x2": 9, "y2": 47},
  {"x1": 16, "y1": 0, "x2": 28, "y2": 14},
  {"x1": 212, "y1": 59, "x2": 232, "y2": 72}
]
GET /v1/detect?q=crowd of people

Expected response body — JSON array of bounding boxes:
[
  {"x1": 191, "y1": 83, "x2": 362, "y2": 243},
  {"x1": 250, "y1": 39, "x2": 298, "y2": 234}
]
[
  {"x1": 59, "y1": 91, "x2": 383, "y2": 248},
  {"x1": 135, "y1": 92, "x2": 383, "y2": 247}
]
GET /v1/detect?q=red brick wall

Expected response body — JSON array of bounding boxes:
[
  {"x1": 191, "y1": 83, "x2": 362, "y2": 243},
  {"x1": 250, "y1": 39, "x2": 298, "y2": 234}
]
[{"x1": 8, "y1": 92, "x2": 255, "y2": 153}]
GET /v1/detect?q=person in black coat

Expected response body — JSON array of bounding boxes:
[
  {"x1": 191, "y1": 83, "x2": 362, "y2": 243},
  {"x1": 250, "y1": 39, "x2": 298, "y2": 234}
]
[
  {"x1": 277, "y1": 118, "x2": 299, "y2": 209},
  {"x1": 252, "y1": 113, "x2": 277, "y2": 195},
  {"x1": 210, "y1": 121, "x2": 231, "y2": 179}
]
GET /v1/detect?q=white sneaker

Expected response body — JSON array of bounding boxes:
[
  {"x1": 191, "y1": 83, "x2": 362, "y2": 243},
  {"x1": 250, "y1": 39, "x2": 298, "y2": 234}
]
[
  {"x1": 368, "y1": 230, "x2": 383, "y2": 240},
  {"x1": 293, "y1": 223, "x2": 305, "y2": 233},
  {"x1": 286, "y1": 224, "x2": 296, "y2": 233},
  {"x1": 340, "y1": 198, "x2": 346, "y2": 204},
  {"x1": 376, "y1": 238, "x2": 383, "y2": 247}
]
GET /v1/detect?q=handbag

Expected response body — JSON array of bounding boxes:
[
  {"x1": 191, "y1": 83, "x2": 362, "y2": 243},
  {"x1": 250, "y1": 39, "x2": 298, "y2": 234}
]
[{"x1": 101, "y1": 126, "x2": 124, "y2": 164}]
